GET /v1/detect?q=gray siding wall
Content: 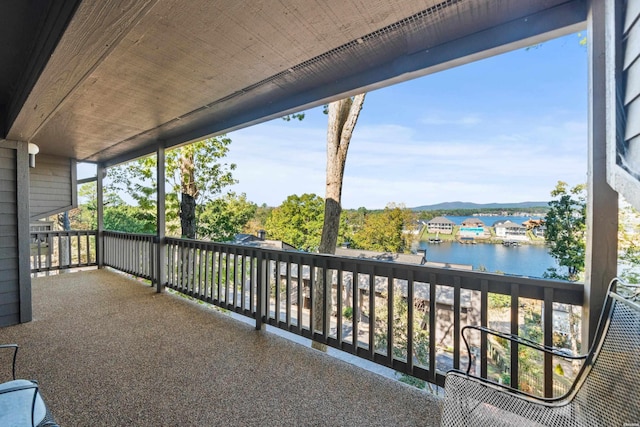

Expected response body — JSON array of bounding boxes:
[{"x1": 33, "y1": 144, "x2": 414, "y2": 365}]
[
  {"x1": 624, "y1": 2, "x2": 640, "y2": 145},
  {"x1": 0, "y1": 146, "x2": 20, "y2": 326},
  {"x1": 29, "y1": 154, "x2": 75, "y2": 220}
]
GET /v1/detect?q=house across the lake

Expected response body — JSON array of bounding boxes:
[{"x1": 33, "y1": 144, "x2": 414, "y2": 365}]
[
  {"x1": 494, "y1": 220, "x2": 528, "y2": 241},
  {"x1": 426, "y1": 216, "x2": 456, "y2": 234},
  {"x1": 459, "y1": 218, "x2": 488, "y2": 239}
]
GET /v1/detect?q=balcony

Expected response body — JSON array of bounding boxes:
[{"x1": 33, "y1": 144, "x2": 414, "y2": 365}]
[
  {"x1": 25, "y1": 230, "x2": 586, "y2": 416},
  {"x1": 0, "y1": 268, "x2": 443, "y2": 425}
]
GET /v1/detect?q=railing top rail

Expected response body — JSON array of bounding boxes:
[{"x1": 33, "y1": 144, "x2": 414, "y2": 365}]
[
  {"x1": 103, "y1": 230, "x2": 155, "y2": 239},
  {"x1": 30, "y1": 229, "x2": 97, "y2": 235},
  {"x1": 163, "y1": 236, "x2": 583, "y2": 304}
]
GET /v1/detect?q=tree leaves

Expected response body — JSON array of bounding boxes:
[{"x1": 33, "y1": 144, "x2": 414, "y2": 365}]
[
  {"x1": 105, "y1": 136, "x2": 238, "y2": 238},
  {"x1": 351, "y1": 203, "x2": 415, "y2": 253},
  {"x1": 544, "y1": 181, "x2": 586, "y2": 281},
  {"x1": 264, "y1": 193, "x2": 325, "y2": 251}
]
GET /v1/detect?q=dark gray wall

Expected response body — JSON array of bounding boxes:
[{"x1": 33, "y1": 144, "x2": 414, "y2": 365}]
[
  {"x1": 0, "y1": 140, "x2": 30, "y2": 326},
  {"x1": 29, "y1": 154, "x2": 76, "y2": 220}
]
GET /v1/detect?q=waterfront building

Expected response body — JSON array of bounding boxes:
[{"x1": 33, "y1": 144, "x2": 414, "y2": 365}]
[{"x1": 426, "y1": 216, "x2": 455, "y2": 234}]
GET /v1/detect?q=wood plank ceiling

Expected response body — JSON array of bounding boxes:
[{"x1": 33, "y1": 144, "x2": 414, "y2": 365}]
[{"x1": 3, "y1": 0, "x2": 586, "y2": 166}]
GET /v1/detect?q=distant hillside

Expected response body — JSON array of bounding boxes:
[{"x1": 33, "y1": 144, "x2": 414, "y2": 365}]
[{"x1": 412, "y1": 201, "x2": 549, "y2": 211}]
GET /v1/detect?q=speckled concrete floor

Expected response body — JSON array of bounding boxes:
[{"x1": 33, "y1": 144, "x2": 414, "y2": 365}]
[{"x1": 0, "y1": 269, "x2": 442, "y2": 426}]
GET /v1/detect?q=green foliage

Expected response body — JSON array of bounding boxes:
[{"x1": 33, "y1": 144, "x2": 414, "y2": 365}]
[
  {"x1": 106, "y1": 136, "x2": 237, "y2": 238},
  {"x1": 342, "y1": 306, "x2": 353, "y2": 321},
  {"x1": 73, "y1": 182, "x2": 156, "y2": 233},
  {"x1": 281, "y1": 112, "x2": 306, "y2": 121},
  {"x1": 104, "y1": 205, "x2": 156, "y2": 233},
  {"x1": 108, "y1": 155, "x2": 159, "y2": 212},
  {"x1": 397, "y1": 374, "x2": 427, "y2": 389},
  {"x1": 488, "y1": 293, "x2": 510, "y2": 309},
  {"x1": 374, "y1": 294, "x2": 429, "y2": 366},
  {"x1": 544, "y1": 181, "x2": 586, "y2": 281},
  {"x1": 517, "y1": 308, "x2": 544, "y2": 393},
  {"x1": 165, "y1": 137, "x2": 237, "y2": 204},
  {"x1": 264, "y1": 193, "x2": 325, "y2": 250},
  {"x1": 244, "y1": 204, "x2": 273, "y2": 236},
  {"x1": 341, "y1": 207, "x2": 368, "y2": 245},
  {"x1": 500, "y1": 373, "x2": 511, "y2": 385},
  {"x1": 352, "y1": 203, "x2": 416, "y2": 253},
  {"x1": 197, "y1": 193, "x2": 257, "y2": 242},
  {"x1": 619, "y1": 204, "x2": 640, "y2": 284}
]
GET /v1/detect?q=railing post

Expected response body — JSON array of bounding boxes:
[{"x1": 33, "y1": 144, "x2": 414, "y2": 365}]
[
  {"x1": 256, "y1": 251, "x2": 266, "y2": 331},
  {"x1": 96, "y1": 163, "x2": 105, "y2": 269},
  {"x1": 510, "y1": 283, "x2": 520, "y2": 390},
  {"x1": 543, "y1": 287, "x2": 554, "y2": 398}
]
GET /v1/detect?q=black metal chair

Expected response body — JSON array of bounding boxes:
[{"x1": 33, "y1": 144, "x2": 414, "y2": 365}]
[
  {"x1": 0, "y1": 344, "x2": 58, "y2": 427},
  {"x1": 441, "y1": 278, "x2": 640, "y2": 426}
]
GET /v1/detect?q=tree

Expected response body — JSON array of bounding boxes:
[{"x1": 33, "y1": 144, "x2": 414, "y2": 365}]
[
  {"x1": 352, "y1": 203, "x2": 416, "y2": 253},
  {"x1": 543, "y1": 181, "x2": 586, "y2": 281},
  {"x1": 169, "y1": 137, "x2": 237, "y2": 238},
  {"x1": 374, "y1": 293, "x2": 432, "y2": 390},
  {"x1": 318, "y1": 94, "x2": 366, "y2": 254},
  {"x1": 619, "y1": 203, "x2": 640, "y2": 284},
  {"x1": 72, "y1": 182, "x2": 156, "y2": 233},
  {"x1": 197, "y1": 193, "x2": 257, "y2": 242},
  {"x1": 243, "y1": 203, "x2": 273, "y2": 236},
  {"x1": 283, "y1": 95, "x2": 366, "y2": 351},
  {"x1": 283, "y1": 94, "x2": 366, "y2": 253},
  {"x1": 107, "y1": 155, "x2": 161, "y2": 226},
  {"x1": 283, "y1": 96, "x2": 368, "y2": 350},
  {"x1": 544, "y1": 182, "x2": 586, "y2": 280},
  {"x1": 543, "y1": 181, "x2": 586, "y2": 371},
  {"x1": 341, "y1": 207, "x2": 368, "y2": 245},
  {"x1": 108, "y1": 136, "x2": 237, "y2": 238},
  {"x1": 264, "y1": 194, "x2": 325, "y2": 250}
]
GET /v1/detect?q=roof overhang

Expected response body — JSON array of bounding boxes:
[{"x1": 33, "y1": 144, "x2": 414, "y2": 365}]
[{"x1": 1, "y1": 0, "x2": 587, "y2": 167}]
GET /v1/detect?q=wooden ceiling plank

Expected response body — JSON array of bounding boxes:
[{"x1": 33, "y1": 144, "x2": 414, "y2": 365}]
[
  {"x1": 7, "y1": 0, "x2": 158, "y2": 141},
  {"x1": 9, "y1": 0, "x2": 576, "y2": 165}
]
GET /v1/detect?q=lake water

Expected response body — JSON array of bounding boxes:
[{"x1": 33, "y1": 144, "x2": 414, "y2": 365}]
[
  {"x1": 417, "y1": 241, "x2": 558, "y2": 278},
  {"x1": 443, "y1": 215, "x2": 544, "y2": 226},
  {"x1": 418, "y1": 215, "x2": 556, "y2": 278}
]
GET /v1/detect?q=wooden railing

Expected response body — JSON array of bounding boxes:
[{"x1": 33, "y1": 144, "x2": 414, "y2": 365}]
[
  {"x1": 162, "y1": 236, "x2": 583, "y2": 396},
  {"x1": 45, "y1": 231, "x2": 585, "y2": 397},
  {"x1": 103, "y1": 231, "x2": 156, "y2": 281},
  {"x1": 30, "y1": 230, "x2": 97, "y2": 272}
]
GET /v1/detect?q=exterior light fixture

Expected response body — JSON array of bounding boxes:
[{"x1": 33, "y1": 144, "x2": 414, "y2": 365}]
[{"x1": 28, "y1": 143, "x2": 39, "y2": 168}]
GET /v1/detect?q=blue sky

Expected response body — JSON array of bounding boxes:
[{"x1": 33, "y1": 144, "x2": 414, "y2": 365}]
[{"x1": 225, "y1": 33, "x2": 588, "y2": 210}]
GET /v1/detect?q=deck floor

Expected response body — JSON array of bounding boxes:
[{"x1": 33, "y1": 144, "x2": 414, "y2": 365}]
[{"x1": 0, "y1": 269, "x2": 441, "y2": 426}]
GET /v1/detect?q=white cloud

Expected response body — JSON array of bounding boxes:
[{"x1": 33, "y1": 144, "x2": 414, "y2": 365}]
[
  {"x1": 223, "y1": 113, "x2": 586, "y2": 210},
  {"x1": 420, "y1": 112, "x2": 482, "y2": 126}
]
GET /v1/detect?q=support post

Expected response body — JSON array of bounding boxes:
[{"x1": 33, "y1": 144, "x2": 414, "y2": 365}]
[
  {"x1": 96, "y1": 163, "x2": 105, "y2": 269},
  {"x1": 16, "y1": 142, "x2": 32, "y2": 323},
  {"x1": 584, "y1": 0, "x2": 619, "y2": 348},
  {"x1": 156, "y1": 145, "x2": 166, "y2": 293}
]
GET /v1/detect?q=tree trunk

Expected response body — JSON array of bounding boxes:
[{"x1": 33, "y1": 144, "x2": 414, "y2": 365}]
[
  {"x1": 180, "y1": 193, "x2": 197, "y2": 239},
  {"x1": 312, "y1": 94, "x2": 366, "y2": 352},
  {"x1": 58, "y1": 212, "x2": 70, "y2": 274},
  {"x1": 179, "y1": 150, "x2": 198, "y2": 239},
  {"x1": 318, "y1": 93, "x2": 366, "y2": 254}
]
